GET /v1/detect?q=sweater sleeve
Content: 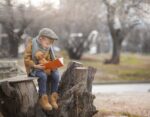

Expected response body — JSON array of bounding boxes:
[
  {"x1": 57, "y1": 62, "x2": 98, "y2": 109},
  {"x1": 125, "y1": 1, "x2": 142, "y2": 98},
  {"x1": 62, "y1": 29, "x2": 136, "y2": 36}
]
[{"x1": 24, "y1": 40, "x2": 35, "y2": 68}]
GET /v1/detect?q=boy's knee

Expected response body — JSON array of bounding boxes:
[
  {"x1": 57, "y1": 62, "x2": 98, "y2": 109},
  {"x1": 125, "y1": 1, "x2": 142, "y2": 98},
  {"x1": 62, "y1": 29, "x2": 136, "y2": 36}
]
[
  {"x1": 39, "y1": 72, "x2": 47, "y2": 81},
  {"x1": 51, "y1": 70, "x2": 60, "y2": 82}
]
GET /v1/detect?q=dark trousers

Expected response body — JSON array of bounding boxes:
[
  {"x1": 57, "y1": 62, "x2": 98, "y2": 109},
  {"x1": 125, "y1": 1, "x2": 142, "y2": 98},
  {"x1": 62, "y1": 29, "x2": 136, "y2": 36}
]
[{"x1": 31, "y1": 70, "x2": 60, "y2": 95}]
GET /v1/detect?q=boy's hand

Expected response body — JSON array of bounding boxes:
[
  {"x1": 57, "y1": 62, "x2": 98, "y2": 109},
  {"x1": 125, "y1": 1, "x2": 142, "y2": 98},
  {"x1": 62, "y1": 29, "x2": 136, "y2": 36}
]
[{"x1": 33, "y1": 64, "x2": 45, "y2": 70}]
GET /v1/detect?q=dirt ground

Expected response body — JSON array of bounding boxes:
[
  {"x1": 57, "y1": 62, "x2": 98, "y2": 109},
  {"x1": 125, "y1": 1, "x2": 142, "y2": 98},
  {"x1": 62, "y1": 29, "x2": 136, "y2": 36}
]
[{"x1": 93, "y1": 92, "x2": 150, "y2": 117}]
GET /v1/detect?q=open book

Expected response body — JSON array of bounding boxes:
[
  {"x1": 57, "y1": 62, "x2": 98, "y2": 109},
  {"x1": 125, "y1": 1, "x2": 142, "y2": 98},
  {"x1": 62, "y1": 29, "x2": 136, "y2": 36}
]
[{"x1": 43, "y1": 57, "x2": 64, "y2": 70}]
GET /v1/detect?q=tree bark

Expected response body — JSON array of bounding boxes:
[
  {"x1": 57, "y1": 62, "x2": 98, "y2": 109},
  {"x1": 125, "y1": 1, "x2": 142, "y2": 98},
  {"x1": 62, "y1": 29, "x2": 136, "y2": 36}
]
[
  {"x1": 0, "y1": 61, "x2": 97, "y2": 117},
  {"x1": 103, "y1": 1, "x2": 124, "y2": 64},
  {"x1": 67, "y1": 38, "x2": 86, "y2": 60},
  {"x1": 9, "y1": 36, "x2": 19, "y2": 58},
  {"x1": 1, "y1": 0, "x2": 31, "y2": 58},
  {"x1": 104, "y1": 29, "x2": 124, "y2": 64},
  {"x1": 0, "y1": 78, "x2": 39, "y2": 117}
]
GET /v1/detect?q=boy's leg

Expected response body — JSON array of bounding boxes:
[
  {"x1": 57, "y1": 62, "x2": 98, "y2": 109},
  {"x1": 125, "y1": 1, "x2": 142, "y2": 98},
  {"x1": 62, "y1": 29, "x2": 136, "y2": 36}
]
[
  {"x1": 35, "y1": 70, "x2": 52, "y2": 110},
  {"x1": 35, "y1": 70, "x2": 47, "y2": 95},
  {"x1": 49, "y1": 70, "x2": 60, "y2": 93},
  {"x1": 48, "y1": 70, "x2": 60, "y2": 109}
]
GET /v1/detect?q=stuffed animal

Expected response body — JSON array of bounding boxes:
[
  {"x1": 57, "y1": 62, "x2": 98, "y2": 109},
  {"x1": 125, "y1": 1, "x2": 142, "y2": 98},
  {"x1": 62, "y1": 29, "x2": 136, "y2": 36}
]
[{"x1": 35, "y1": 51, "x2": 51, "y2": 75}]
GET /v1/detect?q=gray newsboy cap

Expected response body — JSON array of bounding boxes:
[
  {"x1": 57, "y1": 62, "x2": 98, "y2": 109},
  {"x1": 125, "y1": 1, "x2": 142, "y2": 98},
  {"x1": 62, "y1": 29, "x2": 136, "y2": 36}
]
[{"x1": 38, "y1": 28, "x2": 59, "y2": 40}]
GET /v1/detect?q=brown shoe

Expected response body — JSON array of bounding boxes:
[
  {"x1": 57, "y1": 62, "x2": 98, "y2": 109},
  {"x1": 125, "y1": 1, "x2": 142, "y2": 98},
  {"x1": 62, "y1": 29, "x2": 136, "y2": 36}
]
[
  {"x1": 39, "y1": 94, "x2": 52, "y2": 111},
  {"x1": 50, "y1": 92, "x2": 59, "y2": 109}
]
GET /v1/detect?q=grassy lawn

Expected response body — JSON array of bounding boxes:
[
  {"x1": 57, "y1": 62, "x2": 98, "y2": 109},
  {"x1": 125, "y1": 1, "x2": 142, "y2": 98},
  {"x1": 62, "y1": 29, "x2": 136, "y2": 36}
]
[
  {"x1": 17, "y1": 52, "x2": 150, "y2": 84},
  {"x1": 60, "y1": 52, "x2": 150, "y2": 84}
]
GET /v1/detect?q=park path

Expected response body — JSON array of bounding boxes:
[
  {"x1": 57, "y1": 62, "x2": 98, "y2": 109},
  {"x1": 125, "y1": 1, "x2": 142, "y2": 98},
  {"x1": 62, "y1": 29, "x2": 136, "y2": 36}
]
[{"x1": 94, "y1": 92, "x2": 150, "y2": 117}]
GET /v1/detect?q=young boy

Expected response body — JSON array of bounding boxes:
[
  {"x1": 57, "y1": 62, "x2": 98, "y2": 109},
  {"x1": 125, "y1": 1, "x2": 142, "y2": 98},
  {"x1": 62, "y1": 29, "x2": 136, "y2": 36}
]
[{"x1": 24, "y1": 28, "x2": 60, "y2": 111}]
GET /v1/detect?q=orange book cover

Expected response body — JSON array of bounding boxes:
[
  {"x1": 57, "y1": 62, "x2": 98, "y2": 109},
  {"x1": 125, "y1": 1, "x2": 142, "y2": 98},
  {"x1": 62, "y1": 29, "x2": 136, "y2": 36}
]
[{"x1": 44, "y1": 57, "x2": 64, "y2": 70}]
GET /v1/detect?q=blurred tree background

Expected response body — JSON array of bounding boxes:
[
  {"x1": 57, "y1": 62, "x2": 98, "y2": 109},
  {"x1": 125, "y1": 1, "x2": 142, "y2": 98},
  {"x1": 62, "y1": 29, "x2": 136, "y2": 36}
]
[{"x1": 0, "y1": 0, "x2": 150, "y2": 64}]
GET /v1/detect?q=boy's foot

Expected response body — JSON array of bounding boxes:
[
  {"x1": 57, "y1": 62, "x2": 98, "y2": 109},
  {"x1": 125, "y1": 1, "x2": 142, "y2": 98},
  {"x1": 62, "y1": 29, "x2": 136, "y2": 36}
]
[
  {"x1": 39, "y1": 94, "x2": 52, "y2": 111},
  {"x1": 50, "y1": 92, "x2": 59, "y2": 109}
]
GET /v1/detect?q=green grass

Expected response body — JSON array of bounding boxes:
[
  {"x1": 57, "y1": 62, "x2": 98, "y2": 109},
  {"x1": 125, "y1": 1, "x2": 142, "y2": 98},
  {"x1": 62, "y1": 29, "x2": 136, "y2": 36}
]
[
  {"x1": 120, "y1": 54, "x2": 142, "y2": 65},
  {"x1": 118, "y1": 69, "x2": 150, "y2": 80},
  {"x1": 60, "y1": 52, "x2": 150, "y2": 83},
  {"x1": 18, "y1": 51, "x2": 150, "y2": 84}
]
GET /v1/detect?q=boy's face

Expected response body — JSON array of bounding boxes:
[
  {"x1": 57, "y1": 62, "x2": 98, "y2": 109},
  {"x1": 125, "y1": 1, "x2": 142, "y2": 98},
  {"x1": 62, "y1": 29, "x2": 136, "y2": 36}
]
[{"x1": 39, "y1": 36, "x2": 54, "y2": 49}]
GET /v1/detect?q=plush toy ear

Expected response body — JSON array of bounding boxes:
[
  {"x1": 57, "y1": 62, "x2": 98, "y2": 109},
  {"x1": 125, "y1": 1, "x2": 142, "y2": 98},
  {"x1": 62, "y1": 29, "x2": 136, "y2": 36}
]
[
  {"x1": 35, "y1": 51, "x2": 41, "y2": 60},
  {"x1": 35, "y1": 51, "x2": 44, "y2": 60}
]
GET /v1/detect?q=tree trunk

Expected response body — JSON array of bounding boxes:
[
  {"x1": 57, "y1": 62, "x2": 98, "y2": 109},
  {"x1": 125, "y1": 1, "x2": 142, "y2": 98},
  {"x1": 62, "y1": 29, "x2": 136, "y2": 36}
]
[
  {"x1": 8, "y1": 29, "x2": 26, "y2": 58},
  {"x1": 67, "y1": 48, "x2": 83, "y2": 60},
  {"x1": 103, "y1": 1, "x2": 124, "y2": 64},
  {"x1": 8, "y1": 34, "x2": 19, "y2": 58},
  {"x1": 104, "y1": 29, "x2": 124, "y2": 64},
  {"x1": 9, "y1": 40, "x2": 19, "y2": 58},
  {"x1": 0, "y1": 61, "x2": 98, "y2": 117},
  {"x1": 56, "y1": 61, "x2": 97, "y2": 117},
  {"x1": 67, "y1": 35, "x2": 93, "y2": 60}
]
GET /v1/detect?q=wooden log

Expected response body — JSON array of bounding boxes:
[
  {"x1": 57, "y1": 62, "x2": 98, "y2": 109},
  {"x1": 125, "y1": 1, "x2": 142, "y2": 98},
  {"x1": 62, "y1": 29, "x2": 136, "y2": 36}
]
[
  {"x1": 0, "y1": 75, "x2": 38, "y2": 84},
  {"x1": 0, "y1": 77, "x2": 39, "y2": 117},
  {"x1": 48, "y1": 61, "x2": 98, "y2": 117},
  {"x1": 0, "y1": 61, "x2": 98, "y2": 117}
]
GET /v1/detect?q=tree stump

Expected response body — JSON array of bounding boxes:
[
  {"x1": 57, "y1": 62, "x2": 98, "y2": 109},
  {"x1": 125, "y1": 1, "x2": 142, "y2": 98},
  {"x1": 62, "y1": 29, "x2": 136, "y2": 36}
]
[
  {"x1": 56, "y1": 61, "x2": 97, "y2": 117},
  {"x1": 0, "y1": 61, "x2": 98, "y2": 117},
  {"x1": 0, "y1": 76, "x2": 39, "y2": 117}
]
